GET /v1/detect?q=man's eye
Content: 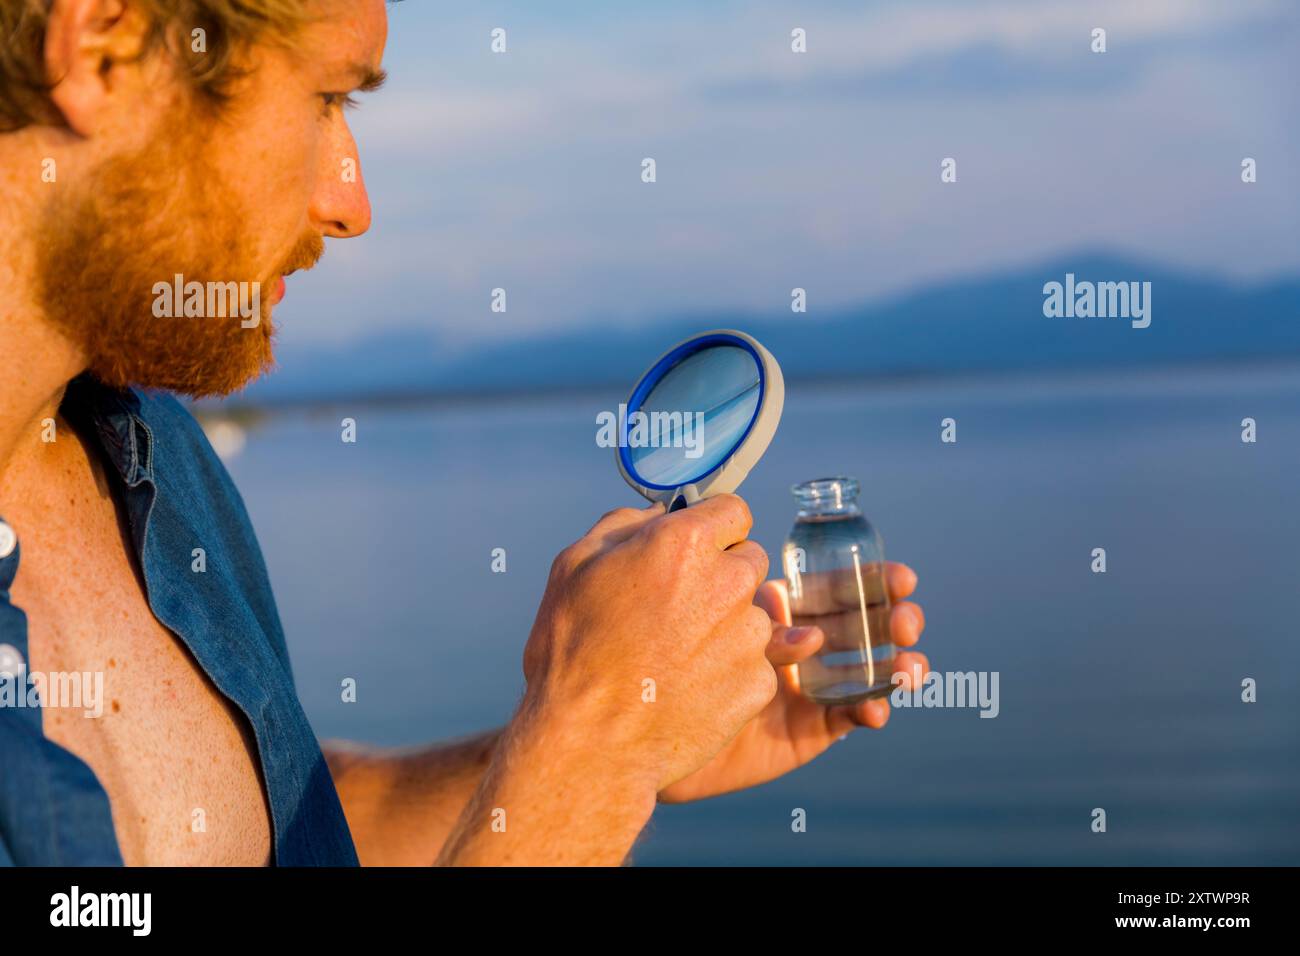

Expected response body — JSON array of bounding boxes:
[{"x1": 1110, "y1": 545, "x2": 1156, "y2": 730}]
[{"x1": 319, "y1": 92, "x2": 359, "y2": 115}]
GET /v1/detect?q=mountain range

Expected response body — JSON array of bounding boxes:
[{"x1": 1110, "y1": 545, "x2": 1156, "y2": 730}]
[{"x1": 216, "y1": 250, "x2": 1300, "y2": 407}]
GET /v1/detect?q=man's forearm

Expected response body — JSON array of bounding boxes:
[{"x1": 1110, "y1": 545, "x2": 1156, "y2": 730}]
[
  {"x1": 323, "y1": 730, "x2": 502, "y2": 866},
  {"x1": 435, "y1": 697, "x2": 658, "y2": 866}
]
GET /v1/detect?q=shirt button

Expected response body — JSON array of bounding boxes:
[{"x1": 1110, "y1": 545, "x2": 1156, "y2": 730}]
[
  {"x1": 0, "y1": 643, "x2": 25, "y2": 679},
  {"x1": 0, "y1": 521, "x2": 15, "y2": 559}
]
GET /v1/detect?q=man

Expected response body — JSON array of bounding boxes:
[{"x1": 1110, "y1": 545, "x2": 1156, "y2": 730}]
[{"x1": 0, "y1": 0, "x2": 928, "y2": 866}]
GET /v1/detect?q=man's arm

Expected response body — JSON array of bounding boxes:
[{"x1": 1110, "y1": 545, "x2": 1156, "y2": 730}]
[
  {"x1": 322, "y1": 730, "x2": 502, "y2": 866},
  {"x1": 325, "y1": 496, "x2": 776, "y2": 866},
  {"x1": 323, "y1": 701, "x2": 658, "y2": 867},
  {"x1": 433, "y1": 697, "x2": 657, "y2": 866}
]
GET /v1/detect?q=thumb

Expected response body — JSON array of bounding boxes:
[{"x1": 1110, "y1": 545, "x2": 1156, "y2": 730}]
[
  {"x1": 754, "y1": 578, "x2": 790, "y2": 625},
  {"x1": 766, "y1": 622, "x2": 824, "y2": 666}
]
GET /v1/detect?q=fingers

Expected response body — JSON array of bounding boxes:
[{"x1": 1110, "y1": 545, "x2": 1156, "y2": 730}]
[
  {"x1": 724, "y1": 539, "x2": 769, "y2": 592},
  {"x1": 565, "y1": 502, "x2": 666, "y2": 568},
  {"x1": 889, "y1": 601, "x2": 925, "y2": 647},
  {"x1": 852, "y1": 697, "x2": 891, "y2": 729},
  {"x1": 827, "y1": 648, "x2": 930, "y2": 733},
  {"x1": 797, "y1": 565, "x2": 890, "y2": 614},
  {"x1": 675, "y1": 493, "x2": 753, "y2": 550},
  {"x1": 585, "y1": 501, "x2": 665, "y2": 546},
  {"x1": 886, "y1": 562, "x2": 918, "y2": 602},
  {"x1": 759, "y1": 573, "x2": 923, "y2": 665},
  {"x1": 789, "y1": 563, "x2": 918, "y2": 615},
  {"x1": 821, "y1": 642, "x2": 930, "y2": 735},
  {"x1": 827, "y1": 696, "x2": 891, "y2": 734},
  {"x1": 891, "y1": 650, "x2": 930, "y2": 691},
  {"x1": 753, "y1": 579, "x2": 790, "y2": 625},
  {"x1": 555, "y1": 502, "x2": 666, "y2": 576},
  {"x1": 830, "y1": 653, "x2": 925, "y2": 730},
  {"x1": 766, "y1": 623, "x2": 824, "y2": 666},
  {"x1": 778, "y1": 600, "x2": 924, "y2": 647}
]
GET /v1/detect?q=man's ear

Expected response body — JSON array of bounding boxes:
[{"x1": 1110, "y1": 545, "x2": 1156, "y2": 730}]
[{"x1": 44, "y1": 0, "x2": 155, "y2": 136}]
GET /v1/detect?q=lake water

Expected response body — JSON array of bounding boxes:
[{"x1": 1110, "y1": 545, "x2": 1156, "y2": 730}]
[{"x1": 221, "y1": 363, "x2": 1300, "y2": 865}]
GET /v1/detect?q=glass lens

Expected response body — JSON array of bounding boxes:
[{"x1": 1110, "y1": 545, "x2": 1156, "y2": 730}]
[{"x1": 627, "y1": 345, "x2": 761, "y2": 487}]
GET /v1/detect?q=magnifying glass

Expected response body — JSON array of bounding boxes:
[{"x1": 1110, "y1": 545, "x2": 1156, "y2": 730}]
[{"x1": 616, "y1": 329, "x2": 784, "y2": 512}]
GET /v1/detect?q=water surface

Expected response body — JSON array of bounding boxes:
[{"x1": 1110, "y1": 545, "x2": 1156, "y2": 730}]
[{"x1": 225, "y1": 363, "x2": 1300, "y2": 864}]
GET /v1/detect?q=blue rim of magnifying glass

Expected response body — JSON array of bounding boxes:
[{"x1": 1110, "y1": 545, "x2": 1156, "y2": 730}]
[{"x1": 619, "y1": 332, "x2": 766, "y2": 492}]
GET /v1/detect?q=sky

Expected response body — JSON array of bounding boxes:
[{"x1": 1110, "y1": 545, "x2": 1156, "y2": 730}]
[{"x1": 275, "y1": 0, "x2": 1300, "y2": 355}]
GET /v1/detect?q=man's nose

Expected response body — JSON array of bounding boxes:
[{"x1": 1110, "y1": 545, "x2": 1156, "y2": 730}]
[{"x1": 311, "y1": 148, "x2": 373, "y2": 239}]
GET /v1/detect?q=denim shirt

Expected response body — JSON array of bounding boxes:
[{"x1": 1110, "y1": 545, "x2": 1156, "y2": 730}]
[{"x1": 0, "y1": 374, "x2": 358, "y2": 866}]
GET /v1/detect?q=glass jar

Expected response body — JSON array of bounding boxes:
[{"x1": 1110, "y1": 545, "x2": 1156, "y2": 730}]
[{"x1": 782, "y1": 477, "x2": 895, "y2": 704}]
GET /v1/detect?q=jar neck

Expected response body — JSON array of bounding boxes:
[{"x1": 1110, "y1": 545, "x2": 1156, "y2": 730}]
[{"x1": 792, "y1": 477, "x2": 861, "y2": 518}]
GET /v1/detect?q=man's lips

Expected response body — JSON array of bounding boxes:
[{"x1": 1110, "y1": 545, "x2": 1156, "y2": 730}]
[{"x1": 270, "y1": 257, "x2": 315, "y2": 307}]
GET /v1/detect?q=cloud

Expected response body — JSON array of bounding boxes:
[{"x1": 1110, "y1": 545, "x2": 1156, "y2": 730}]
[
  {"x1": 275, "y1": 0, "x2": 1298, "y2": 346},
  {"x1": 698, "y1": 0, "x2": 1291, "y2": 98}
]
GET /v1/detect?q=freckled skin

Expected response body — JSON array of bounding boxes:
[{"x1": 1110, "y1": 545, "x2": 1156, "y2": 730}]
[
  {"x1": 0, "y1": 0, "x2": 389, "y2": 866},
  {"x1": 11, "y1": 419, "x2": 273, "y2": 866}
]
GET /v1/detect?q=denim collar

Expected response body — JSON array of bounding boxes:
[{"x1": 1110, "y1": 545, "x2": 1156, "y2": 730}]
[{"x1": 61, "y1": 373, "x2": 155, "y2": 488}]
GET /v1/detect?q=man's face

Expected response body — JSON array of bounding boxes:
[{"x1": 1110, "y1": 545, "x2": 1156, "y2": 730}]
[{"x1": 38, "y1": 0, "x2": 388, "y2": 399}]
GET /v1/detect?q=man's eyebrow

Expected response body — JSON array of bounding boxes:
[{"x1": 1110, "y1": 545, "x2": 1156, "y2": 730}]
[{"x1": 346, "y1": 63, "x2": 388, "y2": 93}]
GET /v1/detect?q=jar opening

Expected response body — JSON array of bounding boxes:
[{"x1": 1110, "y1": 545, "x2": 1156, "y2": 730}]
[{"x1": 791, "y1": 476, "x2": 860, "y2": 514}]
